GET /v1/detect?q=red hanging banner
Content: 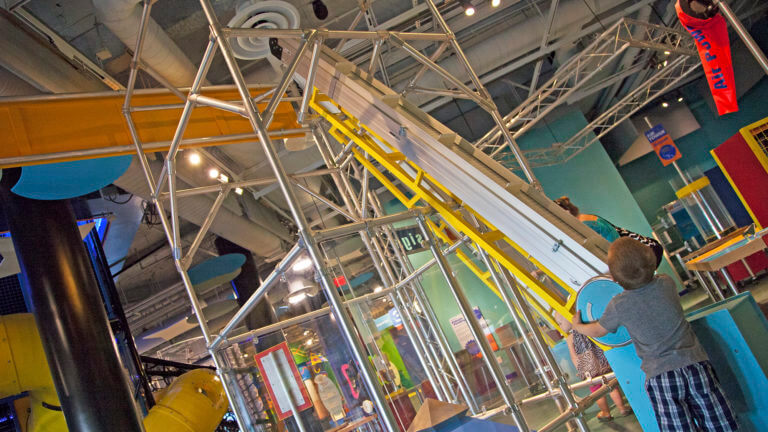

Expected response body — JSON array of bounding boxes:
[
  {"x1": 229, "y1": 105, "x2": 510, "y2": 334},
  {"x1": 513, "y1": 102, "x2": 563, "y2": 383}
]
[{"x1": 676, "y1": 0, "x2": 738, "y2": 115}]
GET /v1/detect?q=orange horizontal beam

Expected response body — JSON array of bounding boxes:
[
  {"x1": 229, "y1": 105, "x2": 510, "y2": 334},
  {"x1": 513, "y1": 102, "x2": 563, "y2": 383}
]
[{"x1": 0, "y1": 87, "x2": 302, "y2": 168}]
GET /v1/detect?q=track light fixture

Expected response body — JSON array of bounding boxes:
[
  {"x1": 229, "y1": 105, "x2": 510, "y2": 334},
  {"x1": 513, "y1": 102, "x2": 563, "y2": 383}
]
[
  {"x1": 187, "y1": 152, "x2": 201, "y2": 165},
  {"x1": 311, "y1": 0, "x2": 328, "y2": 20},
  {"x1": 459, "y1": 0, "x2": 475, "y2": 16}
]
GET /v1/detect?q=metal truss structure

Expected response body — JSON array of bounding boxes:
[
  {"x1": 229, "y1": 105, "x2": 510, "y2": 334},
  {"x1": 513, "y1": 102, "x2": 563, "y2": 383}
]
[
  {"x1": 113, "y1": 0, "x2": 767, "y2": 431},
  {"x1": 474, "y1": 18, "x2": 698, "y2": 159},
  {"x1": 522, "y1": 54, "x2": 702, "y2": 167},
  {"x1": 476, "y1": 0, "x2": 768, "y2": 170}
]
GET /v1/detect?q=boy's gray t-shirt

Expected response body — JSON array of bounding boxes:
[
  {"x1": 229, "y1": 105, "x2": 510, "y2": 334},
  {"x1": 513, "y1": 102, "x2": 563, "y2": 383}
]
[{"x1": 599, "y1": 274, "x2": 708, "y2": 378}]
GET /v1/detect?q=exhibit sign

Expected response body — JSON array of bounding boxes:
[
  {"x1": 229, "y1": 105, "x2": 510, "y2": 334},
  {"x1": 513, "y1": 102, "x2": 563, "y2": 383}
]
[
  {"x1": 644, "y1": 124, "x2": 682, "y2": 166},
  {"x1": 449, "y1": 308, "x2": 499, "y2": 356},
  {"x1": 396, "y1": 225, "x2": 428, "y2": 254},
  {"x1": 253, "y1": 342, "x2": 313, "y2": 420}
]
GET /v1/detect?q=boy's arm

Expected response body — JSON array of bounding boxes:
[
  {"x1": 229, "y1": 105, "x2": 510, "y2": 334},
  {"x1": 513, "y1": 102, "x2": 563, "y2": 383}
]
[
  {"x1": 565, "y1": 334, "x2": 579, "y2": 368},
  {"x1": 571, "y1": 311, "x2": 609, "y2": 338}
]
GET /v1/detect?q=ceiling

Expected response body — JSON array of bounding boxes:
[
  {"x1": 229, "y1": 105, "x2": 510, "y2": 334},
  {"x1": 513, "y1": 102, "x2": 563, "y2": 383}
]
[{"x1": 1, "y1": 0, "x2": 766, "y2": 361}]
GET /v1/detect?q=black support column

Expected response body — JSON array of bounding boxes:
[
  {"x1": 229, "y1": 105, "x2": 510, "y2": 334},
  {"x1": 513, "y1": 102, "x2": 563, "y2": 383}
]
[{"x1": 0, "y1": 169, "x2": 145, "y2": 432}]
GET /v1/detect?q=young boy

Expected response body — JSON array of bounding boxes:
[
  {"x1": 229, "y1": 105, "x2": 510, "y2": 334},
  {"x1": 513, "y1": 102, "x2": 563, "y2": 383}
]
[{"x1": 571, "y1": 237, "x2": 738, "y2": 431}]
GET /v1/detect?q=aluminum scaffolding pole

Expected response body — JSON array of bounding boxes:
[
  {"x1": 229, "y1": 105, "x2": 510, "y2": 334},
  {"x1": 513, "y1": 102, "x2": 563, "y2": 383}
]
[
  {"x1": 416, "y1": 214, "x2": 529, "y2": 431},
  {"x1": 188, "y1": 5, "x2": 400, "y2": 424},
  {"x1": 714, "y1": 0, "x2": 768, "y2": 75},
  {"x1": 310, "y1": 124, "x2": 452, "y2": 404}
]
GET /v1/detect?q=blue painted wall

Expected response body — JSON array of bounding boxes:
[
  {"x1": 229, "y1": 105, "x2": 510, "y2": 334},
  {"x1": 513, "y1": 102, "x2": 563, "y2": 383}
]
[{"x1": 619, "y1": 77, "x2": 768, "y2": 222}]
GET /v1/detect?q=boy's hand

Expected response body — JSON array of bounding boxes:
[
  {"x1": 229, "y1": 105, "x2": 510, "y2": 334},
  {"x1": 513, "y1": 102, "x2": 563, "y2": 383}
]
[{"x1": 571, "y1": 310, "x2": 609, "y2": 338}]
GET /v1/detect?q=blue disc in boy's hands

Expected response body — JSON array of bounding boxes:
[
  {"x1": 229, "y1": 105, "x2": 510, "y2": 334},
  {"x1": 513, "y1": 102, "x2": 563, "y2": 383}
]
[{"x1": 576, "y1": 276, "x2": 632, "y2": 347}]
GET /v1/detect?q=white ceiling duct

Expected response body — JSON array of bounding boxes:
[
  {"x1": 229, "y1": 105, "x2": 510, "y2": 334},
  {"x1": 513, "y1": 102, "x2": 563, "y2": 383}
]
[
  {"x1": 114, "y1": 158, "x2": 287, "y2": 260},
  {"x1": 93, "y1": 0, "x2": 198, "y2": 86},
  {"x1": 227, "y1": 0, "x2": 300, "y2": 60}
]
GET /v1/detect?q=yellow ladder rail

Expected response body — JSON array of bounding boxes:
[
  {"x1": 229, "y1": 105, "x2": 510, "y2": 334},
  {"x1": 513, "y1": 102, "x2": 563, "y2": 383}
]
[{"x1": 310, "y1": 91, "x2": 577, "y2": 323}]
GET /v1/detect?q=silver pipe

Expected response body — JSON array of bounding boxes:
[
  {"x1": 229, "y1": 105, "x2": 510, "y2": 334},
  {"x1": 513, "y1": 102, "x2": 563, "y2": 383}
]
[
  {"x1": 264, "y1": 31, "x2": 316, "y2": 127},
  {"x1": 167, "y1": 159, "x2": 182, "y2": 259},
  {"x1": 519, "y1": 373, "x2": 616, "y2": 406},
  {"x1": 474, "y1": 243, "x2": 555, "y2": 422},
  {"x1": 275, "y1": 358, "x2": 308, "y2": 432},
  {"x1": 705, "y1": 271, "x2": 726, "y2": 301},
  {"x1": 198, "y1": 1, "x2": 399, "y2": 426},
  {"x1": 713, "y1": 0, "x2": 768, "y2": 75},
  {"x1": 416, "y1": 214, "x2": 527, "y2": 429},
  {"x1": 334, "y1": 10, "x2": 364, "y2": 53},
  {"x1": 368, "y1": 39, "x2": 384, "y2": 76},
  {"x1": 403, "y1": 41, "x2": 449, "y2": 91},
  {"x1": 223, "y1": 28, "x2": 451, "y2": 41},
  {"x1": 498, "y1": 267, "x2": 588, "y2": 432},
  {"x1": 212, "y1": 350, "x2": 254, "y2": 431},
  {"x1": 211, "y1": 242, "x2": 303, "y2": 350},
  {"x1": 314, "y1": 125, "x2": 448, "y2": 402},
  {"x1": 491, "y1": 109, "x2": 539, "y2": 187},
  {"x1": 162, "y1": 168, "x2": 335, "y2": 199},
  {"x1": 155, "y1": 38, "x2": 218, "y2": 196},
  {"x1": 389, "y1": 34, "x2": 492, "y2": 112},
  {"x1": 298, "y1": 38, "x2": 323, "y2": 124},
  {"x1": 189, "y1": 94, "x2": 246, "y2": 116},
  {"x1": 123, "y1": 0, "x2": 152, "y2": 109},
  {"x1": 292, "y1": 181, "x2": 359, "y2": 222},
  {"x1": 312, "y1": 209, "x2": 423, "y2": 242},
  {"x1": 139, "y1": 61, "x2": 188, "y2": 102},
  {"x1": 182, "y1": 187, "x2": 230, "y2": 269},
  {"x1": 365, "y1": 192, "x2": 461, "y2": 403},
  {"x1": 410, "y1": 274, "x2": 477, "y2": 412},
  {"x1": 719, "y1": 268, "x2": 739, "y2": 297}
]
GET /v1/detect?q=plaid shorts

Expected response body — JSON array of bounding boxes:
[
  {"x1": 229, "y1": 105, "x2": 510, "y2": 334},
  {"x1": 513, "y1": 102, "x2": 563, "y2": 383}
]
[{"x1": 646, "y1": 361, "x2": 738, "y2": 432}]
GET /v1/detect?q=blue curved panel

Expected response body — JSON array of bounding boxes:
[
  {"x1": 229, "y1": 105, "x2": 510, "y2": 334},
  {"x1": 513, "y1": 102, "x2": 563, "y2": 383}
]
[
  {"x1": 11, "y1": 156, "x2": 133, "y2": 200},
  {"x1": 576, "y1": 277, "x2": 631, "y2": 347},
  {"x1": 188, "y1": 254, "x2": 246, "y2": 292}
]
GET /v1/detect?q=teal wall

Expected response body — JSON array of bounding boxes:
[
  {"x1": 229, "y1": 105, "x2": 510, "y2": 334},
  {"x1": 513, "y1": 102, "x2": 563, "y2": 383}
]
[
  {"x1": 383, "y1": 199, "x2": 512, "y2": 353},
  {"x1": 519, "y1": 110, "x2": 655, "y2": 237},
  {"x1": 516, "y1": 109, "x2": 681, "y2": 286},
  {"x1": 619, "y1": 77, "x2": 768, "y2": 222}
]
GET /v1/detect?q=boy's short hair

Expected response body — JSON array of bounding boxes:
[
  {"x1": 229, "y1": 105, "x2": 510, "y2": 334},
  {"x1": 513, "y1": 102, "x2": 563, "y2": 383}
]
[{"x1": 608, "y1": 237, "x2": 656, "y2": 290}]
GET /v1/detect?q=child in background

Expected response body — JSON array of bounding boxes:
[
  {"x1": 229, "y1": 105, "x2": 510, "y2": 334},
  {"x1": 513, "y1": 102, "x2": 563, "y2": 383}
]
[
  {"x1": 555, "y1": 314, "x2": 632, "y2": 422},
  {"x1": 572, "y1": 237, "x2": 738, "y2": 431}
]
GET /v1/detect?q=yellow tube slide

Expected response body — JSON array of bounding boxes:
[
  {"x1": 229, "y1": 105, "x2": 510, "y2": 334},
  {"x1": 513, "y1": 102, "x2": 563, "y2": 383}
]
[{"x1": 0, "y1": 314, "x2": 228, "y2": 432}]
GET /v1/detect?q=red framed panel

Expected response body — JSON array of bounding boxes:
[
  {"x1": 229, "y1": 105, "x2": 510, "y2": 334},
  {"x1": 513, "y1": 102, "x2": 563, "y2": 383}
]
[{"x1": 253, "y1": 342, "x2": 313, "y2": 420}]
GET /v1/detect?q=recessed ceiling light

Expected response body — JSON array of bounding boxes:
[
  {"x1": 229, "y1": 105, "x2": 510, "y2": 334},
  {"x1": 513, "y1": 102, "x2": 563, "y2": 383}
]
[
  {"x1": 188, "y1": 152, "x2": 201, "y2": 165},
  {"x1": 677, "y1": 96, "x2": 684, "y2": 102},
  {"x1": 234, "y1": 187, "x2": 243, "y2": 195},
  {"x1": 662, "y1": 101, "x2": 669, "y2": 108},
  {"x1": 460, "y1": 0, "x2": 475, "y2": 16},
  {"x1": 208, "y1": 168, "x2": 220, "y2": 179},
  {"x1": 491, "y1": 0, "x2": 500, "y2": 7}
]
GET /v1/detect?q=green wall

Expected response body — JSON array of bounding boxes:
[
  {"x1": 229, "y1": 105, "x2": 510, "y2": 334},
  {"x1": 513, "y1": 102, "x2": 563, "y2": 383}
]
[{"x1": 619, "y1": 77, "x2": 768, "y2": 223}]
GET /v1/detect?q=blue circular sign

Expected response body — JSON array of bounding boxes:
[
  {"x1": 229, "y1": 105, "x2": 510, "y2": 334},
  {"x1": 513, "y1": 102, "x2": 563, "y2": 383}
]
[
  {"x1": 575, "y1": 276, "x2": 632, "y2": 347},
  {"x1": 658, "y1": 144, "x2": 678, "y2": 160}
]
